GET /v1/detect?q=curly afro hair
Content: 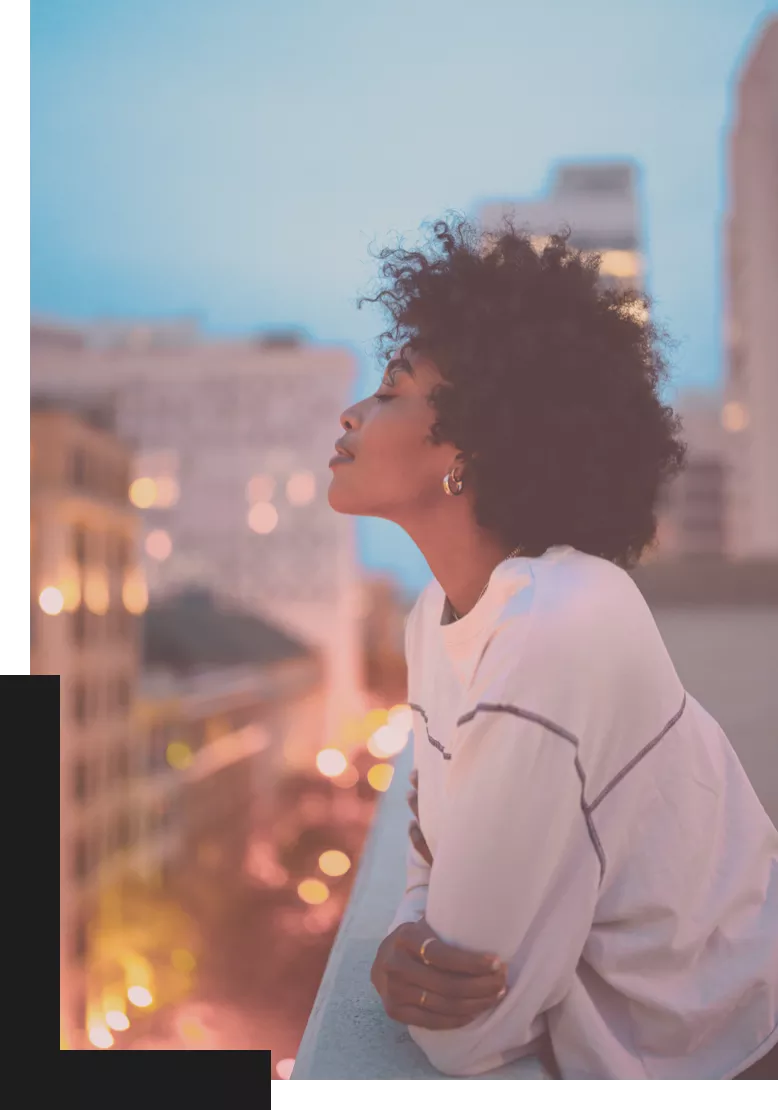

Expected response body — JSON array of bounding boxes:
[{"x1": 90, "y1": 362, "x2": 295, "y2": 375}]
[{"x1": 357, "y1": 214, "x2": 687, "y2": 570}]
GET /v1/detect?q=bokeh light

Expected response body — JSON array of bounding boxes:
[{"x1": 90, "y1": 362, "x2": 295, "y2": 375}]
[
  {"x1": 60, "y1": 572, "x2": 82, "y2": 612},
  {"x1": 178, "y1": 1016, "x2": 207, "y2": 1045},
  {"x1": 387, "y1": 703, "x2": 413, "y2": 729},
  {"x1": 88, "y1": 1023, "x2": 114, "y2": 1049},
  {"x1": 276, "y1": 1058, "x2": 295, "y2": 1080},
  {"x1": 105, "y1": 1010, "x2": 130, "y2": 1032},
  {"x1": 367, "y1": 763, "x2": 394, "y2": 792},
  {"x1": 129, "y1": 477, "x2": 157, "y2": 508},
  {"x1": 83, "y1": 572, "x2": 109, "y2": 615},
  {"x1": 599, "y1": 249, "x2": 640, "y2": 279},
  {"x1": 722, "y1": 401, "x2": 749, "y2": 432},
  {"x1": 145, "y1": 529, "x2": 172, "y2": 560},
  {"x1": 38, "y1": 586, "x2": 64, "y2": 615},
  {"x1": 318, "y1": 850, "x2": 351, "y2": 877},
  {"x1": 171, "y1": 949, "x2": 197, "y2": 973},
  {"x1": 166, "y1": 741, "x2": 193, "y2": 770},
  {"x1": 128, "y1": 986, "x2": 153, "y2": 1008},
  {"x1": 297, "y1": 878, "x2": 330, "y2": 905},
  {"x1": 367, "y1": 723, "x2": 410, "y2": 759},
  {"x1": 362, "y1": 708, "x2": 389, "y2": 735},
  {"x1": 154, "y1": 476, "x2": 180, "y2": 508},
  {"x1": 248, "y1": 502, "x2": 279, "y2": 534},
  {"x1": 286, "y1": 470, "x2": 316, "y2": 506},
  {"x1": 316, "y1": 748, "x2": 347, "y2": 777},
  {"x1": 331, "y1": 764, "x2": 359, "y2": 789},
  {"x1": 122, "y1": 569, "x2": 148, "y2": 615},
  {"x1": 247, "y1": 474, "x2": 276, "y2": 502}
]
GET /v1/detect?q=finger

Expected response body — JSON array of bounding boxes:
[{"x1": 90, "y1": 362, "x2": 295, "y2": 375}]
[
  {"x1": 394, "y1": 982, "x2": 506, "y2": 1018},
  {"x1": 407, "y1": 790, "x2": 419, "y2": 821},
  {"x1": 400, "y1": 927, "x2": 505, "y2": 978},
  {"x1": 409, "y1": 822, "x2": 433, "y2": 866},
  {"x1": 391, "y1": 950, "x2": 505, "y2": 1000}
]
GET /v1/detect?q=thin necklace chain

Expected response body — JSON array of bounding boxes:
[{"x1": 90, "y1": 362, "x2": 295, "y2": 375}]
[{"x1": 449, "y1": 545, "x2": 525, "y2": 622}]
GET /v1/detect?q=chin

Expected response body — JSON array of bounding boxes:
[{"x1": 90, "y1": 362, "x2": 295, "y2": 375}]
[{"x1": 327, "y1": 481, "x2": 362, "y2": 515}]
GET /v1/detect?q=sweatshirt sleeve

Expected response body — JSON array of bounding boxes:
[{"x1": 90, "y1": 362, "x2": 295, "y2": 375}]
[
  {"x1": 408, "y1": 634, "x2": 602, "y2": 1076},
  {"x1": 385, "y1": 834, "x2": 430, "y2": 936}
]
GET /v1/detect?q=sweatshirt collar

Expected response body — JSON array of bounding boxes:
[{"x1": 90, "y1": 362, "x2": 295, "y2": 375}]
[{"x1": 438, "y1": 545, "x2": 575, "y2": 647}]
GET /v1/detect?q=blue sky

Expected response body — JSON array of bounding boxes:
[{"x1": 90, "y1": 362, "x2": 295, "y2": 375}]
[{"x1": 31, "y1": 0, "x2": 774, "y2": 592}]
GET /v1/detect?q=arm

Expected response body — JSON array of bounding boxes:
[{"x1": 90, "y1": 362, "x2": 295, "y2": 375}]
[
  {"x1": 385, "y1": 817, "x2": 431, "y2": 935},
  {"x1": 408, "y1": 679, "x2": 601, "y2": 1076}
]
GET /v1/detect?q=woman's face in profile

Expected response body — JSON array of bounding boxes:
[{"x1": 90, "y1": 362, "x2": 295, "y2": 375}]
[{"x1": 328, "y1": 347, "x2": 459, "y2": 523}]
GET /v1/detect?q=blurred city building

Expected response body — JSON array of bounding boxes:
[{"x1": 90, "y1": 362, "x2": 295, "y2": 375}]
[
  {"x1": 31, "y1": 398, "x2": 145, "y2": 1051},
  {"x1": 723, "y1": 16, "x2": 778, "y2": 559},
  {"x1": 653, "y1": 390, "x2": 728, "y2": 560},
  {"x1": 30, "y1": 321, "x2": 367, "y2": 763},
  {"x1": 135, "y1": 588, "x2": 325, "y2": 988},
  {"x1": 479, "y1": 160, "x2": 644, "y2": 295},
  {"x1": 360, "y1": 574, "x2": 412, "y2": 700}
]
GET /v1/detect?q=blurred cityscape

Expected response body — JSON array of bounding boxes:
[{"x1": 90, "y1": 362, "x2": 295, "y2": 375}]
[{"x1": 36, "y1": 14, "x2": 777, "y2": 1074}]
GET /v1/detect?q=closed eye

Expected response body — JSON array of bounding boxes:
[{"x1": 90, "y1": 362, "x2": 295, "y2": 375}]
[{"x1": 374, "y1": 393, "x2": 395, "y2": 403}]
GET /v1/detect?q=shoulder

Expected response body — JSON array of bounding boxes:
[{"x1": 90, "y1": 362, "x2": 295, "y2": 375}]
[
  {"x1": 478, "y1": 551, "x2": 678, "y2": 702},
  {"x1": 501, "y1": 550, "x2": 651, "y2": 647}
]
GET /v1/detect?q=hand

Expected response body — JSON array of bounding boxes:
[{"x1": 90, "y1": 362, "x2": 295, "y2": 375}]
[
  {"x1": 370, "y1": 917, "x2": 507, "y2": 1030},
  {"x1": 408, "y1": 770, "x2": 433, "y2": 866}
]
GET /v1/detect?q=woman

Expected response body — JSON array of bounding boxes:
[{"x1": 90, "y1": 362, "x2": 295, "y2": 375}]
[{"x1": 327, "y1": 217, "x2": 778, "y2": 1079}]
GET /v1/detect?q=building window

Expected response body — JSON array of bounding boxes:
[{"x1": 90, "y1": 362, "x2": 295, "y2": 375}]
[
  {"x1": 71, "y1": 448, "x2": 88, "y2": 489},
  {"x1": 72, "y1": 681, "x2": 87, "y2": 725},
  {"x1": 116, "y1": 745, "x2": 130, "y2": 780},
  {"x1": 117, "y1": 679, "x2": 131, "y2": 709},
  {"x1": 72, "y1": 605, "x2": 87, "y2": 647},
  {"x1": 73, "y1": 838, "x2": 88, "y2": 880},
  {"x1": 73, "y1": 525, "x2": 88, "y2": 566},
  {"x1": 88, "y1": 681, "x2": 100, "y2": 721},
  {"x1": 73, "y1": 917, "x2": 88, "y2": 961},
  {"x1": 73, "y1": 759, "x2": 89, "y2": 802}
]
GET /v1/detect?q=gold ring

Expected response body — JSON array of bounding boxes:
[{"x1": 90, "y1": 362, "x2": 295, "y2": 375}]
[
  {"x1": 419, "y1": 936, "x2": 436, "y2": 965},
  {"x1": 420, "y1": 990, "x2": 428, "y2": 1008}
]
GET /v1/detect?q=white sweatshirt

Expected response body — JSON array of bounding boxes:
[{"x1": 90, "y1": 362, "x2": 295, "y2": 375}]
[{"x1": 388, "y1": 545, "x2": 778, "y2": 1079}]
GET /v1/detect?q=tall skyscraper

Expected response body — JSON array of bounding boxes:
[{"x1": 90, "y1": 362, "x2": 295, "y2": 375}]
[
  {"x1": 479, "y1": 160, "x2": 644, "y2": 296},
  {"x1": 31, "y1": 322, "x2": 366, "y2": 754},
  {"x1": 723, "y1": 17, "x2": 778, "y2": 559}
]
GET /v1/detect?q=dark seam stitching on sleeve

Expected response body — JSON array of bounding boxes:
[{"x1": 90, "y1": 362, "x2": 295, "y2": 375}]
[
  {"x1": 456, "y1": 702, "x2": 607, "y2": 883},
  {"x1": 586, "y1": 692, "x2": 688, "y2": 814},
  {"x1": 408, "y1": 702, "x2": 452, "y2": 761}
]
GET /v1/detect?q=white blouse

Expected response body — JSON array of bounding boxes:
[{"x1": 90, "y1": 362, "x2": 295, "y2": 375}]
[{"x1": 388, "y1": 545, "x2": 778, "y2": 1079}]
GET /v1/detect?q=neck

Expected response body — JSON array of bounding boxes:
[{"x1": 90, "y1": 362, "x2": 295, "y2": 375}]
[{"x1": 400, "y1": 502, "x2": 514, "y2": 620}]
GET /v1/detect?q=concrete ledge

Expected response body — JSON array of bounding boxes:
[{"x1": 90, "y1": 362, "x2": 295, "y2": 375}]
[{"x1": 292, "y1": 744, "x2": 550, "y2": 1080}]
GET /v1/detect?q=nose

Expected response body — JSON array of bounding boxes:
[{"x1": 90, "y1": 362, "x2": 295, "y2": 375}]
[{"x1": 339, "y1": 406, "x2": 360, "y2": 432}]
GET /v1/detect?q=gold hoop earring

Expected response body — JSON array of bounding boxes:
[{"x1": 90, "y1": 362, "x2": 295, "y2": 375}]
[{"x1": 443, "y1": 471, "x2": 464, "y2": 496}]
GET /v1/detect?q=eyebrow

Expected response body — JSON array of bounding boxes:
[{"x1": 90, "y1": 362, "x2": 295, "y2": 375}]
[{"x1": 383, "y1": 355, "x2": 415, "y2": 385}]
